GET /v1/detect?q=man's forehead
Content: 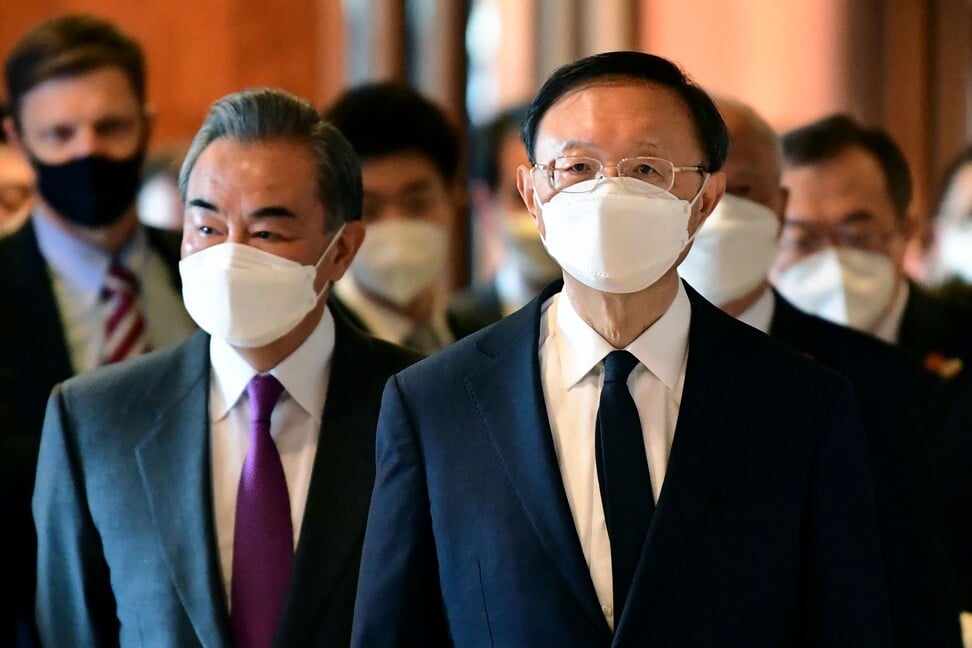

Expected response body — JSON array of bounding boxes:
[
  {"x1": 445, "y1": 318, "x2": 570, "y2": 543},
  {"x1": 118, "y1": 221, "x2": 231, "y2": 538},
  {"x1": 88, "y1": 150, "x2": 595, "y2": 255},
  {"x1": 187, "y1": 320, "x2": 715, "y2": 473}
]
[
  {"x1": 361, "y1": 153, "x2": 448, "y2": 197},
  {"x1": 534, "y1": 81, "x2": 699, "y2": 158},
  {"x1": 20, "y1": 66, "x2": 140, "y2": 116},
  {"x1": 784, "y1": 147, "x2": 889, "y2": 200},
  {"x1": 189, "y1": 137, "x2": 315, "y2": 199}
]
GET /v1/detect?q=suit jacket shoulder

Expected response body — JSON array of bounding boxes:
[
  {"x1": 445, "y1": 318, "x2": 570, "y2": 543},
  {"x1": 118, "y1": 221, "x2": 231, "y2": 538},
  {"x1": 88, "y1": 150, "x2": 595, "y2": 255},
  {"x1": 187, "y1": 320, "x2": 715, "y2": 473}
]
[
  {"x1": 899, "y1": 281, "x2": 972, "y2": 361},
  {"x1": 770, "y1": 292, "x2": 961, "y2": 647}
]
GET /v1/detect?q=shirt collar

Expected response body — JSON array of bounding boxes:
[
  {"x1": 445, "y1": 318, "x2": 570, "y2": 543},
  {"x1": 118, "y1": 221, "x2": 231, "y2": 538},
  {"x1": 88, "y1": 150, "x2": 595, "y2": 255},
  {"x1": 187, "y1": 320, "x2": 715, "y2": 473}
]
[
  {"x1": 334, "y1": 274, "x2": 413, "y2": 344},
  {"x1": 209, "y1": 306, "x2": 336, "y2": 422},
  {"x1": 736, "y1": 288, "x2": 776, "y2": 334},
  {"x1": 33, "y1": 211, "x2": 148, "y2": 300},
  {"x1": 334, "y1": 273, "x2": 451, "y2": 345},
  {"x1": 873, "y1": 280, "x2": 909, "y2": 344},
  {"x1": 555, "y1": 282, "x2": 692, "y2": 391}
]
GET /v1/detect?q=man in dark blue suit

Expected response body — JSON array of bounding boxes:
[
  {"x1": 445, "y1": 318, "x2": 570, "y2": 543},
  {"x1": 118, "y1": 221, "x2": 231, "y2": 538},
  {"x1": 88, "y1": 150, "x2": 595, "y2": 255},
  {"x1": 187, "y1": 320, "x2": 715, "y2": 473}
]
[
  {"x1": 353, "y1": 52, "x2": 892, "y2": 646},
  {"x1": 33, "y1": 88, "x2": 420, "y2": 646},
  {"x1": 678, "y1": 97, "x2": 960, "y2": 646}
]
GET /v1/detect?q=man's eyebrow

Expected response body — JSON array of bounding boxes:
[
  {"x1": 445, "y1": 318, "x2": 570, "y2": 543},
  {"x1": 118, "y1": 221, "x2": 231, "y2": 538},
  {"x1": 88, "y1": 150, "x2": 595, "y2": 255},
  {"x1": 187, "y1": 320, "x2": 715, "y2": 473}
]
[
  {"x1": 188, "y1": 198, "x2": 217, "y2": 211},
  {"x1": 839, "y1": 210, "x2": 876, "y2": 225},
  {"x1": 250, "y1": 205, "x2": 297, "y2": 219},
  {"x1": 399, "y1": 179, "x2": 437, "y2": 195},
  {"x1": 781, "y1": 218, "x2": 818, "y2": 230}
]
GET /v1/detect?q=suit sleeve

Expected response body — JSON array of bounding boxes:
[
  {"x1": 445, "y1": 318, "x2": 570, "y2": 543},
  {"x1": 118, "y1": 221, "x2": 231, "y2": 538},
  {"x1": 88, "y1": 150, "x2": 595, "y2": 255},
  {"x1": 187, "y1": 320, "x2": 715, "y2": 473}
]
[
  {"x1": 351, "y1": 375, "x2": 449, "y2": 647},
  {"x1": 33, "y1": 385, "x2": 119, "y2": 646},
  {"x1": 803, "y1": 380, "x2": 893, "y2": 647}
]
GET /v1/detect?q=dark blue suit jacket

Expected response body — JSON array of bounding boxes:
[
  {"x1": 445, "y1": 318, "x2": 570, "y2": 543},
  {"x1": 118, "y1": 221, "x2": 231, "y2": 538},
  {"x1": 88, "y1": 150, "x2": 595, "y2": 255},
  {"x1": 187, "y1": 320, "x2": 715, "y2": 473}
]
[
  {"x1": 353, "y1": 282, "x2": 892, "y2": 647},
  {"x1": 33, "y1": 314, "x2": 420, "y2": 647},
  {"x1": 769, "y1": 291, "x2": 960, "y2": 647}
]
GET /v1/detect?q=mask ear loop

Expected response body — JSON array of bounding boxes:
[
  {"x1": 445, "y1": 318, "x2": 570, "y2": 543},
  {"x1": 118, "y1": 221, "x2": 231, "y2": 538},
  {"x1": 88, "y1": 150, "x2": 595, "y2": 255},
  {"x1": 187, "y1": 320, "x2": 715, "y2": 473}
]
[
  {"x1": 313, "y1": 222, "x2": 347, "y2": 300},
  {"x1": 684, "y1": 173, "x2": 713, "y2": 247}
]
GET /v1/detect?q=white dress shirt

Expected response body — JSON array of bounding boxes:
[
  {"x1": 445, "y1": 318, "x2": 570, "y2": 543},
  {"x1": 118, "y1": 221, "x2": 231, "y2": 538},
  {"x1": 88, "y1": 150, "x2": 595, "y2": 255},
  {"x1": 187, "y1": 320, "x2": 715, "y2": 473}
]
[
  {"x1": 873, "y1": 280, "x2": 910, "y2": 345},
  {"x1": 538, "y1": 284, "x2": 691, "y2": 629},
  {"x1": 33, "y1": 212, "x2": 196, "y2": 372},
  {"x1": 334, "y1": 274, "x2": 453, "y2": 347},
  {"x1": 736, "y1": 287, "x2": 776, "y2": 334},
  {"x1": 209, "y1": 308, "x2": 335, "y2": 604}
]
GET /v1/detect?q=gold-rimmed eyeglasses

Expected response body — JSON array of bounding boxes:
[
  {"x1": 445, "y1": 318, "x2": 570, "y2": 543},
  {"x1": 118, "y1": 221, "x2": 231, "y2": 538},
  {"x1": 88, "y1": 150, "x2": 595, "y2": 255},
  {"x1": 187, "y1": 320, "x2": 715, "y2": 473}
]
[{"x1": 531, "y1": 155, "x2": 708, "y2": 195}]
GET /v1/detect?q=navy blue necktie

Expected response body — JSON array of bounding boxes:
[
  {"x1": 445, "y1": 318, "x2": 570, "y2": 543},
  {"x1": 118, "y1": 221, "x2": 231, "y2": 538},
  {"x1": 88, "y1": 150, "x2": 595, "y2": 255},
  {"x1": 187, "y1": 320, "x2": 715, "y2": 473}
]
[{"x1": 595, "y1": 350, "x2": 655, "y2": 624}]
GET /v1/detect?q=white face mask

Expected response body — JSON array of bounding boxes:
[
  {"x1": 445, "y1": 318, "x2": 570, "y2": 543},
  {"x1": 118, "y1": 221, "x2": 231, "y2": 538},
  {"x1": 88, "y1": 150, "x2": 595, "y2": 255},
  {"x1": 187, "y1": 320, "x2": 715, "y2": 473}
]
[
  {"x1": 179, "y1": 226, "x2": 345, "y2": 348},
  {"x1": 772, "y1": 246, "x2": 897, "y2": 331},
  {"x1": 350, "y1": 218, "x2": 448, "y2": 306},
  {"x1": 935, "y1": 221, "x2": 972, "y2": 283},
  {"x1": 537, "y1": 177, "x2": 705, "y2": 294},
  {"x1": 499, "y1": 208, "x2": 561, "y2": 282},
  {"x1": 678, "y1": 194, "x2": 780, "y2": 305}
]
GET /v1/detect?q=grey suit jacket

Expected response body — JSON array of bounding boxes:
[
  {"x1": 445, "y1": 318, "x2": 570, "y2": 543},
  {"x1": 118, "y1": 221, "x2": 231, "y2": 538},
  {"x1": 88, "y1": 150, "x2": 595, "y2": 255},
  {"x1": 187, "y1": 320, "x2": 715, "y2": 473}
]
[{"x1": 33, "y1": 315, "x2": 420, "y2": 647}]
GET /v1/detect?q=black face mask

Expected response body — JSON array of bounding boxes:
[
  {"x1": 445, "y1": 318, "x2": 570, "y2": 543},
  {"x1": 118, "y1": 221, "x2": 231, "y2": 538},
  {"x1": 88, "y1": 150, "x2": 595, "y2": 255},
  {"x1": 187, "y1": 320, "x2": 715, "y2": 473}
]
[{"x1": 32, "y1": 151, "x2": 144, "y2": 228}]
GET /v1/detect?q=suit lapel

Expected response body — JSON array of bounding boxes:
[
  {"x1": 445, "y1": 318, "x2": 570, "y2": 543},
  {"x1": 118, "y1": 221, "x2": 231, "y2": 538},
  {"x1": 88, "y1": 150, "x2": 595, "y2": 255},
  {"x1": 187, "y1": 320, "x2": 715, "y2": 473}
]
[
  {"x1": 614, "y1": 286, "x2": 739, "y2": 642},
  {"x1": 135, "y1": 333, "x2": 232, "y2": 648},
  {"x1": 2, "y1": 220, "x2": 74, "y2": 380},
  {"x1": 274, "y1": 320, "x2": 381, "y2": 646},
  {"x1": 465, "y1": 282, "x2": 612, "y2": 640}
]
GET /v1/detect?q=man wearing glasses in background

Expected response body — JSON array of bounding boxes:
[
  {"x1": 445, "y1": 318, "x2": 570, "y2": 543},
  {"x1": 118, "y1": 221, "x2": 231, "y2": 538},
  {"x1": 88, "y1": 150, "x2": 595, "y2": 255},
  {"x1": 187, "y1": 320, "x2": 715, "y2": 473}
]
[
  {"x1": 0, "y1": 105, "x2": 33, "y2": 235},
  {"x1": 353, "y1": 51, "x2": 892, "y2": 646}
]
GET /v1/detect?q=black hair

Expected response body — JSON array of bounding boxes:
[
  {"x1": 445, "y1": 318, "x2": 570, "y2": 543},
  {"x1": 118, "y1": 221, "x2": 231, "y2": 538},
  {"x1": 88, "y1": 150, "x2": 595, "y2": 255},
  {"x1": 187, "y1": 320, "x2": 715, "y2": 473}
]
[
  {"x1": 470, "y1": 104, "x2": 529, "y2": 191},
  {"x1": 781, "y1": 114, "x2": 912, "y2": 218},
  {"x1": 180, "y1": 87, "x2": 362, "y2": 230},
  {"x1": 521, "y1": 51, "x2": 729, "y2": 171},
  {"x1": 324, "y1": 81, "x2": 460, "y2": 184},
  {"x1": 5, "y1": 14, "x2": 146, "y2": 126}
]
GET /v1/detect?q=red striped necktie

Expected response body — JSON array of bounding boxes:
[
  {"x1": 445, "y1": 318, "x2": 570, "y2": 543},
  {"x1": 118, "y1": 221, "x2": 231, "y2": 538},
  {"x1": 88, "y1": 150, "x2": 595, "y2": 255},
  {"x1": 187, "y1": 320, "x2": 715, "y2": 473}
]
[{"x1": 101, "y1": 261, "x2": 152, "y2": 365}]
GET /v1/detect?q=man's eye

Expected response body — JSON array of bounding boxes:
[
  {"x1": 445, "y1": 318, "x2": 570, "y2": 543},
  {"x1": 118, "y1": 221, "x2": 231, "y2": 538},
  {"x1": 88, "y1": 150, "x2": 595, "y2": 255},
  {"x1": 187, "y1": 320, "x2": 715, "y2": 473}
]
[
  {"x1": 557, "y1": 160, "x2": 594, "y2": 175},
  {"x1": 199, "y1": 225, "x2": 215, "y2": 235},
  {"x1": 253, "y1": 231, "x2": 274, "y2": 240},
  {"x1": 44, "y1": 127, "x2": 74, "y2": 143}
]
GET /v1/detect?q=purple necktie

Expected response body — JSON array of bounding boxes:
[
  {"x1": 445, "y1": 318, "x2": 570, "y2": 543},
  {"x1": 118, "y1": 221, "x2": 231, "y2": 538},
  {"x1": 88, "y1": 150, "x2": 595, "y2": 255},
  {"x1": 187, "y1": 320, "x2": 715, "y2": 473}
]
[{"x1": 231, "y1": 374, "x2": 293, "y2": 648}]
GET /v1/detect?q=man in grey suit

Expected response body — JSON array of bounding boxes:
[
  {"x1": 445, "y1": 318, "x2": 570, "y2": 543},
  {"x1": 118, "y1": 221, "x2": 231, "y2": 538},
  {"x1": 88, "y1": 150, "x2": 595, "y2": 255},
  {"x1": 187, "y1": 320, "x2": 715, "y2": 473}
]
[{"x1": 33, "y1": 87, "x2": 420, "y2": 647}]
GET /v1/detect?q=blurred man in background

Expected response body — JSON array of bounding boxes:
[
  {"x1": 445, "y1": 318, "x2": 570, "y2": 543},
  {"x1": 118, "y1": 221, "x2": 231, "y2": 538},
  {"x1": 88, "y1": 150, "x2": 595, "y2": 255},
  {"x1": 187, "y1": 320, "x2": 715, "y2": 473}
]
[
  {"x1": 771, "y1": 115, "x2": 972, "y2": 364},
  {"x1": 449, "y1": 104, "x2": 561, "y2": 337},
  {"x1": 0, "y1": 15, "x2": 195, "y2": 645},
  {"x1": 325, "y1": 82, "x2": 463, "y2": 354},
  {"x1": 0, "y1": 104, "x2": 34, "y2": 235},
  {"x1": 679, "y1": 97, "x2": 961, "y2": 647}
]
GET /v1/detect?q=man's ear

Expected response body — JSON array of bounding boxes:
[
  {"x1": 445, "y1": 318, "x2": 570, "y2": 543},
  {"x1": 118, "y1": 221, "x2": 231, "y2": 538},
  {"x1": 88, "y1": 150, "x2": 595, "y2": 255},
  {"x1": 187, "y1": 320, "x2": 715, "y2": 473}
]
[
  {"x1": 324, "y1": 220, "x2": 366, "y2": 283},
  {"x1": 899, "y1": 209, "x2": 919, "y2": 241},
  {"x1": 772, "y1": 185, "x2": 789, "y2": 239},
  {"x1": 516, "y1": 165, "x2": 539, "y2": 218},
  {"x1": 3, "y1": 116, "x2": 26, "y2": 156},
  {"x1": 516, "y1": 164, "x2": 546, "y2": 236},
  {"x1": 696, "y1": 171, "x2": 726, "y2": 227}
]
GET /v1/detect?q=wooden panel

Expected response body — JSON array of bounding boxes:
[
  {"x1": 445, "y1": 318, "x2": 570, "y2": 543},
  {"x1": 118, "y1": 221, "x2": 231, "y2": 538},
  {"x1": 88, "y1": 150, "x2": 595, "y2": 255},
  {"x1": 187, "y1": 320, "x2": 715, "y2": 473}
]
[
  {"x1": 0, "y1": 0, "x2": 341, "y2": 145},
  {"x1": 637, "y1": 0, "x2": 852, "y2": 132}
]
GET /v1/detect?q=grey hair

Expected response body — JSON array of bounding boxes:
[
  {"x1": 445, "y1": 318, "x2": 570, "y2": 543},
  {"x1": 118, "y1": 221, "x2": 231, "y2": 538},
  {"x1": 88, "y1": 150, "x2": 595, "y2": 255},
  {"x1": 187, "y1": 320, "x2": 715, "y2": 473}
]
[
  {"x1": 714, "y1": 95, "x2": 783, "y2": 180},
  {"x1": 179, "y1": 87, "x2": 362, "y2": 230}
]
